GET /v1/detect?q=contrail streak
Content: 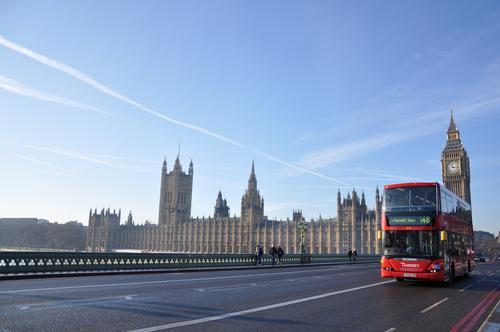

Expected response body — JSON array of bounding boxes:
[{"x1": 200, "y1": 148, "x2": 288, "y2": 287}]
[
  {"x1": 0, "y1": 35, "x2": 244, "y2": 148},
  {"x1": 7, "y1": 151, "x2": 70, "y2": 174},
  {"x1": 0, "y1": 74, "x2": 118, "y2": 117},
  {"x1": 0, "y1": 34, "x2": 346, "y2": 184},
  {"x1": 23, "y1": 144, "x2": 115, "y2": 167},
  {"x1": 253, "y1": 149, "x2": 346, "y2": 184}
]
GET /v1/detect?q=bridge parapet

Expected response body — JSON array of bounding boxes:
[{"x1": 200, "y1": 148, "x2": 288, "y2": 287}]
[{"x1": 0, "y1": 252, "x2": 381, "y2": 275}]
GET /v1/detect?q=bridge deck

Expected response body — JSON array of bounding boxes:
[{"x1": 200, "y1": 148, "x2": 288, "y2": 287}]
[{"x1": 0, "y1": 261, "x2": 498, "y2": 331}]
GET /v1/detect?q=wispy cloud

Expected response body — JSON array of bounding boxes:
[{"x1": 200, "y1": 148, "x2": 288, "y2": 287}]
[
  {"x1": 297, "y1": 131, "x2": 426, "y2": 171},
  {"x1": 0, "y1": 35, "x2": 244, "y2": 148},
  {"x1": 473, "y1": 155, "x2": 500, "y2": 168},
  {"x1": 348, "y1": 169, "x2": 424, "y2": 182},
  {"x1": 6, "y1": 151, "x2": 71, "y2": 174},
  {"x1": 88, "y1": 153, "x2": 159, "y2": 164},
  {"x1": 22, "y1": 144, "x2": 115, "y2": 167},
  {"x1": 253, "y1": 149, "x2": 346, "y2": 184},
  {"x1": 0, "y1": 74, "x2": 118, "y2": 117},
  {"x1": 296, "y1": 96, "x2": 500, "y2": 174},
  {"x1": 0, "y1": 34, "x2": 347, "y2": 185}
]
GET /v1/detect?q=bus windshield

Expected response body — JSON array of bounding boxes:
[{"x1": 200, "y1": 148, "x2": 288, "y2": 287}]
[
  {"x1": 383, "y1": 230, "x2": 440, "y2": 257},
  {"x1": 384, "y1": 186, "x2": 437, "y2": 212}
]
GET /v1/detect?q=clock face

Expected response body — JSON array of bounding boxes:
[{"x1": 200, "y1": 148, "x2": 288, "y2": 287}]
[{"x1": 447, "y1": 161, "x2": 459, "y2": 174}]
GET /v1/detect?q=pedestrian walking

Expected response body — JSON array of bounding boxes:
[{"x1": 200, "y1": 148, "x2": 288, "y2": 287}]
[
  {"x1": 277, "y1": 245, "x2": 284, "y2": 265},
  {"x1": 258, "y1": 245, "x2": 263, "y2": 265},
  {"x1": 255, "y1": 245, "x2": 260, "y2": 266},
  {"x1": 352, "y1": 248, "x2": 357, "y2": 263},
  {"x1": 270, "y1": 244, "x2": 277, "y2": 266},
  {"x1": 347, "y1": 249, "x2": 353, "y2": 263}
]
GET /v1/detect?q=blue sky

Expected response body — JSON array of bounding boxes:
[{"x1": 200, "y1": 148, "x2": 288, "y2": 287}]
[{"x1": 1, "y1": 1, "x2": 499, "y2": 235}]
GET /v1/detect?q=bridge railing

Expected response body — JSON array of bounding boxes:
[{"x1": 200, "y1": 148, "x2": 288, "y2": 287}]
[{"x1": 0, "y1": 252, "x2": 381, "y2": 275}]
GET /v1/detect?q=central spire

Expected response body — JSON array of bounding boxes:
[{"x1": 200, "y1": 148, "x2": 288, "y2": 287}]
[
  {"x1": 448, "y1": 109, "x2": 457, "y2": 133},
  {"x1": 248, "y1": 160, "x2": 257, "y2": 191},
  {"x1": 446, "y1": 109, "x2": 461, "y2": 142}
]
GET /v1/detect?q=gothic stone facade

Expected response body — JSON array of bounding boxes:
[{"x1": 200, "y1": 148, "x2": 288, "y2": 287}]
[
  {"x1": 87, "y1": 158, "x2": 381, "y2": 254},
  {"x1": 86, "y1": 111, "x2": 472, "y2": 255}
]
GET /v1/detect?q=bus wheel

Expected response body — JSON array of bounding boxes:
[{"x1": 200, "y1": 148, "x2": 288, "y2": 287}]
[
  {"x1": 464, "y1": 261, "x2": 470, "y2": 278},
  {"x1": 448, "y1": 265, "x2": 455, "y2": 284},
  {"x1": 396, "y1": 277, "x2": 404, "y2": 282}
]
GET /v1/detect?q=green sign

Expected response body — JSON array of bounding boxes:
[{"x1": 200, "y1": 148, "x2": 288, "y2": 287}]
[{"x1": 388, "y1": 216, "x2": 433, "y2": 226}]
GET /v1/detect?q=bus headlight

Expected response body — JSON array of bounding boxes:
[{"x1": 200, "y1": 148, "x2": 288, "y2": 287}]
[{"x1": 429, "y1": 263, "x2": 442, "y2": 273}]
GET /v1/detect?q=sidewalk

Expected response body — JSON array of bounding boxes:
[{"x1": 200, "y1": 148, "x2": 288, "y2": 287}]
[{"x1": 0, "y1": 260, "x2": 378, "y2": 280}]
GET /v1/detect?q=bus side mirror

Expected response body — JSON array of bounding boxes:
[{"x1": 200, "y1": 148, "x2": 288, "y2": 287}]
[
  {"x1": 377, "y1": 230, "x2": 382, "y2": 241},
  {"x1": 440, "y1": 230, "x2": 447, "y2": 241}
]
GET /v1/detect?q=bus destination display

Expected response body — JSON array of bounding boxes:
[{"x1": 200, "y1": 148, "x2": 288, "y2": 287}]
[{"x1": 387, "y1": 216, "x2": 433, "y2": 226}]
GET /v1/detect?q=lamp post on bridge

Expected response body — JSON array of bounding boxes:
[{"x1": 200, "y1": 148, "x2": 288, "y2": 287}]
[{"x1": 298, "y1": 218, "x2": 307, "y2": 254}]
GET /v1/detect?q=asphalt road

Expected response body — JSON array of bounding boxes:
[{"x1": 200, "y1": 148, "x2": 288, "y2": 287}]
[{"x1": 0, "y1": 262, "x2": 499, "y2": 332}]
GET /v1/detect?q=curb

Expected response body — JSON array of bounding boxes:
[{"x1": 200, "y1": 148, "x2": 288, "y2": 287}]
[{"x1": 478, "y1": 296, "x2": 500, "y2": 332}]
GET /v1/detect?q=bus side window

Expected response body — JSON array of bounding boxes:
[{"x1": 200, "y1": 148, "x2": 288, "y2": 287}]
[
  {"x1": 448, "y1": 233, "x2": 459, "y2": 257},
  {"x1": 441, "y1": 192, "x2": 447, "y2": 213},
  {"x1": 448, "y1": 193, "x2": 453, "y2": 214}
]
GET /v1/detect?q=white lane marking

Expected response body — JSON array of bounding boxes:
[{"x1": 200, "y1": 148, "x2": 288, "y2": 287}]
[
  {"x1": 478, "y1": 277, "x2": 486, "y2": 283},
  {"x1": 286, "y1": 276, "x2": 322, "y2": 282},
  {"x1": 420, "y1": 297, "x2": 449, "y2": 314},
  {"x1": 196, "y1": 283, "x2": 257, "y2": 292},
  {"x1": 384, "y1": 328, "x2": 396, "y2": 332},
  {"x1": 15, "y1": 295, "x2": 135, "y2": 311},
  {"x1": 127, "y1": 280, "x2": 395, "y2": 332},
  {"x1": 488, "y1": 273, "x2": 495, "y2": 276},
  {"x1": 459, "y1": 284, "x2": 474, "y2": 292},
  {"x1": 0, "y1": 265, "x2": 373, "y2": 294}
]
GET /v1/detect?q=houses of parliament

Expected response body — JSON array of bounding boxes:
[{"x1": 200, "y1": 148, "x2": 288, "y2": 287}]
[{"x1": 86, "y1": 112, "x2": 471, "y2": 254}]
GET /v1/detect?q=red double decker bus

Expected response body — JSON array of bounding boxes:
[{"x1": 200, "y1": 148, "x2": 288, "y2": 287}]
[{"x1": 380, "y1": 182, "x2": 474, "y2": 283}]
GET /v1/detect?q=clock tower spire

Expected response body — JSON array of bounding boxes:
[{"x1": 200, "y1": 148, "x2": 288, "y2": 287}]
[{"x1": 441, "y1": 110, "x2": 471, "y2": 204}]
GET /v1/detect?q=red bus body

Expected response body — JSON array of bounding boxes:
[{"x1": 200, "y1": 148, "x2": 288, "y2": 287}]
[{"x1": 380, "y1": 182, "x2": 474, "y2": 283}]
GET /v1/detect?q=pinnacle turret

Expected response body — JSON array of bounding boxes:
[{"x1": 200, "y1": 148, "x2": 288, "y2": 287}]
[
  {"x1": 247, "y1": 160, "x2": 257, "y2": 192},
  {"x1": 448, "y1": 109, "x2": 457, "y2": 133},
  {"x1": 174, "y1": 155, "x2": 182, "y2": 173},
  {"x1": 214, "y1": 190, "x2": 230, "y2": 217}
]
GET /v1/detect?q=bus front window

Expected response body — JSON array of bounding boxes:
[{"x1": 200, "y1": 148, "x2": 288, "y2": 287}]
[
  {"x1": 384, "y1": 186, "x2": 437, "y2": 212},
  {"x1": 383, "y1": 230, "x2": 440, "y2": 257}
]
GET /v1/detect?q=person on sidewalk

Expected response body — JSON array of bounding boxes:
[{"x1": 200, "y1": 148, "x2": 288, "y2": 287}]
[
  {"x1": 258, "y1": 245, "x2": 264, "y2": 265},
  {"x1": 352, "y1": 248, "x2": 357, "y2": 263},
  {"x1": 277, "y1": 245, "x2": 284, "y2": 265},
  {"x1": 347, "y1": 249, "x2": 353, "y2": 263},
  {"x1": 270, "y1": 244, "x2": 277, "y2": 266},
  {"x1": 255, "y1": 245, "x2": 260, "y2": 266}
]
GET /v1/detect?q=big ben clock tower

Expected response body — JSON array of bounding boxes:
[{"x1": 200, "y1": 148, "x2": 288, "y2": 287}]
[{"x1": 441, "y1": 110, "x2": 471, "y2": 204}]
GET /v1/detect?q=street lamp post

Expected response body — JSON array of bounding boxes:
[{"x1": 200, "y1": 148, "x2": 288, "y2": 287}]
[{"x1": 298, "y1": 217, "x2": 307, "y2": 255}]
